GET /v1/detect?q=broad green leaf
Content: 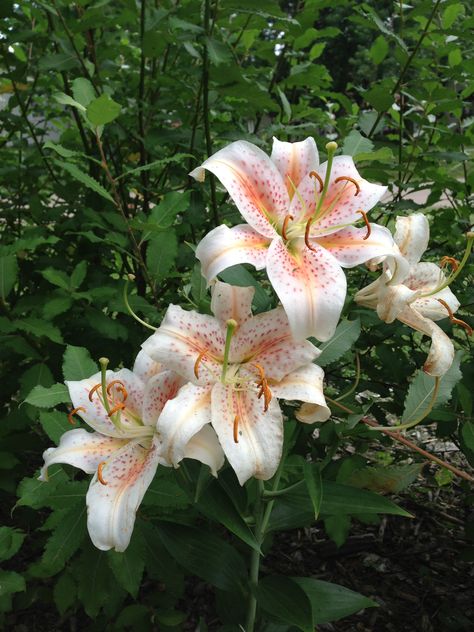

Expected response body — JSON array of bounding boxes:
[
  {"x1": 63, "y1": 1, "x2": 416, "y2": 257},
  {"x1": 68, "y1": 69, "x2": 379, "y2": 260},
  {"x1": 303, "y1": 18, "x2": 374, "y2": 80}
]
[
  {"x1": 401, "y1": 352, "x2": 462, "y2": 423},
  {"x1": 293, "y1": 577, "x2": 377, "y2": 624},
  {"x1": 149, "y1": 191, "x2": 190, "y2": 229},
  {"x1": 19, "y1": 362, "x2": 54, "y2": 397},
  {"x1": 72, "y1": 77, "x2": 96, "y2": 107},
  {"x1": 17, "y1": 318, "x2": 63, "y2": 344},
  {"x1": 62, "y1": 345, "x2": 97, "y2": 381},
  {"x1": 70, "y1": 260, "x2": 87, "y2": 288},
  {"x1": 0, "y1": 527, "x2": 25, "y2": 562},
  {"x1": 60, "y1": 162, "x2": 114, "y2": 202},
  {"x1": 365, "y1": 84, "x2": 393, "y2": 112},
  {"x1": 54, "y1": 574, "x2": 76, "y2": 616},
  {"x1": 39, "y1": 410, "x2": 71, "y2": 444},
  {"x1": 461, "y1": 421, "x2": 474, "y2": 452},
  {"x1": 108, "y1": 533, "x2": 145, "y2": 599},
  {"x1": 74, "y1": 547, "x2": 115, "y2": 617},
  {"x1": 205, "y1": 37, "x2": 232, "y2": 65},
  {"x1": 142, "y1": 475, "x2": 190, "y2": 510},
  {"x1": 41, "y1": 267, "x2": 70, "y2": 290},
  {"x1": 0, "y1": 255, "x2": 18, "y2": 300},
  {"x1": 324, "y1": 514, "x2": 351, "y2": 547},
  {"x1": 146, "y1": 230, "x2": 178, "y2": 282},
  {"x1": 257, "y1": 576, "x2": 313, "y2": 632},
  {"x1": 348, "y1": 463, "x2": 424, "y2": 493},
  {"x1": 44, "y1": 140, "x2": 78, "y2": 159},
  {"x1": 157, "y1": 523, "x2": 246, "y2": 591},
  {"x1": 303, "y1": 461, "x2": 322, "y2": 519},
  {"x1": 15, "y1": 470, "x2": 68, "y2": 509},
  {"x1": 0, "y1": 571, "x2": 25, "y2": 597},
  {"x1": 317, "y1": 318, "x2": 361, "y2": 367},
  {"x1": 43, "y1": 296, "x2": 73, "y2": 319},
  {"x1": 442, "y1": 3, "x2": 464, "y2": 29},
  {"x1": 143, "y1": 30, "x2": 167, "y2": 57},
  {"x1": 355, "y1": 146, "x2": 393, "y2": 162},
  {"x1": 369, "y1": 35, "x2": 388, "y2": 64},
  {"x1": 219, "y1": 265, "x2": 271, "y2": 313},
  {"x1": 54, "y1": 91, "x2": 86, "y2": 111},
  {"x1": 25, "y1": 383, "x2": 71, "y2": 408},
  {"x1": 341, "y1": 130, "x2": 374, "y2": 157},
  {"x1": 448, "y1": 48, "x2": 462, "y2": 67},
  {"x1": 86, "y1": 94, "x2": 121, "y2": 126},
  {"x1": 42, "y1": 504, "x2": 87, "y2": 574}
]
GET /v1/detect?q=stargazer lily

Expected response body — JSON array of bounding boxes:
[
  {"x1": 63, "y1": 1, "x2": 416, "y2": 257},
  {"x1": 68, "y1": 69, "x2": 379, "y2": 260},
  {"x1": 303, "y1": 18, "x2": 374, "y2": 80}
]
[
  {"x1": 191, "y1": 137, "x2": 405, "y2": 341},
  {"x1": 39, "y1": 352, "x2": 224, "y2": 552},
  {"x1": 142, "y1": 281, "x2": 330, "y2": 485},
  {"x1": 355, "y1": 213, "x2": 471, "y2": 376}
]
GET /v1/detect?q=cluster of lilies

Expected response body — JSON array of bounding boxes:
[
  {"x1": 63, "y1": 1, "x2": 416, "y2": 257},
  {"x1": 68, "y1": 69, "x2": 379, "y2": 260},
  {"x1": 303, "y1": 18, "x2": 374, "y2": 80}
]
[{"x1": 39, "y1": 136, "x2": 471, "y2": 551}]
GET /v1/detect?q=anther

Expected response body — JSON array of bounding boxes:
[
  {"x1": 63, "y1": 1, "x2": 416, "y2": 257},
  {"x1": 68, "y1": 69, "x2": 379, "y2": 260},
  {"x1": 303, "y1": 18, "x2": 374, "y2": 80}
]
[
  {"x1": 233, "y1": 415, "x2": 240, "y2": 444},
  {"x1": 106, "y1": 380, "x2": 128, "y2": 401},
  {"x1": 97, "y1": 461, "x2": 108, "y2": 485},
  {"x1": 281, "y1": 215, "x2": 294, "y2": 241},
  {"x1": 357, "y1": 210, "x2": 371, "y2": 240},
  {"x1": 67, "y1": 406, "x2": 86, "y2": 425},
  {"x1": 437, "y1": 298, "x2": 473, "y2": 336},
  {"x1": 440, "y1": 256, "x2": 459, "y2": 272},
  {"x1": 304, "y1": 217, "x2": 317, "y2": 252},
  {"x1": 108, "y1": 402, "x2": 126, "y2": 417},
  {"x1": 309, "y1": 171, "x2": 324, "y2": 192},
  {"x1": 88, "y1": 384, "x2": 101, "y2": 402},
  {"x1": 334, "y1": 176, "x2": 360, "y2": 196},
  {"x1": 194, "y1": 350, "x2": 206, "y2": 379}
]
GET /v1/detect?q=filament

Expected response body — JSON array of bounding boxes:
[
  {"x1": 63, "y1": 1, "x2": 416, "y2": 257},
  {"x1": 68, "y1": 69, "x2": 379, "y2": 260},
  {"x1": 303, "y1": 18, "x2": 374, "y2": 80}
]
[
  {"x1": 106, "y1": 380, "x2": 128, "y2": 402},
  {"x1": 281, "y1": 214, "x2": 294, "y2": 241},
  {"x1": 334, "y1": 175, "x2": 360, "y2": 196},
  {"x1": 194, "y1": 350, "x2": 206, "y2": 379},
  {"x1": 67, "y1": 406, "x2": 85, "y2": 425},
  {"x1": 304, "y1": 217, "x2": 317, "y2": 252},
  {"x1": 437, "y1": 298, "x2": 473, "y2": 336},
  {"x1": 309, "y1": 170, "x2": 324, "y2": 192},
  {"x1": 233, "y1": 415, "x2": 240, "y2": 444},
  {"x1": 357, "y1": 210, "x2": 371, "y2": 240},
  {"x1": 88, "y1": 384, "x2": 101, "y2": 402},
  {"x1": 440, "y1": 256, "x2": 459, "y2": 272}
]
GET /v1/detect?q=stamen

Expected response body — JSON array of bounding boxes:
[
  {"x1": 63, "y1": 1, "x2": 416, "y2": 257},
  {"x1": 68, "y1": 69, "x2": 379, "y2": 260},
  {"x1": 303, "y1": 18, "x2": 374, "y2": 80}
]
[
  {"x1": 357, "y1": 210, "x2": 371, "y2": 240},
  {"x1": 194, "y1": 350, "x2": 206, "y2": 379},
  {"x1": 67, "y1": 406, "x2": 85, "y2": 425},
  {"x1": 334, "y1": 176, "x2": 360, "y2": 196},
  {"x1": 437, "y1": 298, "x2": 473, "y2": 336},
  {"x1": 108, "y1": 401, "x2": 126, "y2": 417},
  {"x1": 304, "y1": 217, "x2": 317, "y2": 252},
  {"x1": 97, "y1": 461, "x2": 108, "y2": 485},
  {"x1": 309, "y1": 170, "x2": 324, "y2": 192},
  {"x1": 253, "y1": 363, "x2": 272, "y2": 413},
  {"x1": 106, "y1": 380, "x2": 128, "y2": 402},
  {"x1": 263, "y1": 385, "x2": 272, "y2": 412},
  {"x1": 88, "y1": 383, "x2": 101, "y2": 402},
  {"x1": 281, "y1": 214, "x2": 294, "y2": 241},
  {"x1": 233, "y1": 415, "x2": 240, "y2": 444},
  {"x1": 440, "y1": 256, "x2": 459, "y2": 272}
]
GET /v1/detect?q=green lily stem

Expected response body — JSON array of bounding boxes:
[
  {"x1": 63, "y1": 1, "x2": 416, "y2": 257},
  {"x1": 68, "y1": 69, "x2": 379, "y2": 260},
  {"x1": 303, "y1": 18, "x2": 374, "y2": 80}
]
[
  {"x1": 245, "y1": 468, "x2": 284, "y2": 631},
  {"x1": 123, "y1": 276, "x2": 157, "y2": 331},
  {"x1": 221, "y1": 318, "x2": 237, "y2": 382}
]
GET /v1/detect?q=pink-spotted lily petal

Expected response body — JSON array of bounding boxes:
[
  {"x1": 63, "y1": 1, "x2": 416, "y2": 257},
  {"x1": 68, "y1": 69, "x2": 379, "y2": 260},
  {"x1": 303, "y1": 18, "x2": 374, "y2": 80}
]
[
  {"x1": 270, "y1": 136, "x2": 319, "y2": 197},
  {"x1": 86, "y1": 436, "x2": 163, "y2": 552},
  {"x1": 142, "y1": 370, "x2": 185, "y2": 426},
  {"x1": 196, "y1": 224, "x2": 270, "y2": 283},
  {"x1": 270, "y1": 364, "x2": 330, "y2": 423},
  {"x1": 66, "y1": 369, "x2": 145, "y2": 438},
  {"x1": 375, "y1": 282, "x2": 418, "y2": 323},
  {"x1": 231, "y1": 306, "x2": 318, "y2": 380},
  {"x1": 38, "y1": 429, "x2": 128, "y2": 481},
  {"x1": 141, "y1": 305, "x2": 225, "y2": 386},
  {"x1": 183, "y1": 425, "x2": 225, "y2": 477},
  {"x1": 210, "y1": 280, "x2": 255, "y2": 326},
  {"x1": 314, "y1": 156, "x2": 387, "y2": 234},
  {"x1": 155, "y1": 383, "x2": 212, "y2": 467},
  {"x1": 398, "y1": 306, "x2": 455, "y2": 377},
  {"x1": 211, "y1": 382, "x2": 283, "y2": 485},
  {"x1": 403, "y1": 262, "x2": 460, "y2": 321},
  {"x1": 394, "y1": 214, "x2": 429, "y2": 265},
  {"x1": 190, "y1": 140, "x2": 289, "y2": 238},
  {"x1": 267, "y1": 237, "x2": 347, "y2": 342},
  {"x1": 133, "y1": 348, "x2": 163, "y2": 383},
  {"x1": 316, "y1": 225, "x2": 409, "y2": 279}
]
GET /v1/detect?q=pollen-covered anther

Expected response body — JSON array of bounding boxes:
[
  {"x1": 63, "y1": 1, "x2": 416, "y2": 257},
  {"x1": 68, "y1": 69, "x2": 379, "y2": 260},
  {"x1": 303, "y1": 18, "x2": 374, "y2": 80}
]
[
  {"x1": 437, "y1": 298, "x2": 473, "y2": 336},
  {"x1": 97, "y1": 461, "x2": 108, "y2": 485},
  {"x1": 357, "y1": 210, "x2": 371, "y2": 240},
  {"x1": 88, "y1": 383, "x2": 101, "y2": 402},
  {"x1": 440, "y1": 256, "x2": 459, "y2": 272},
  {"x1": 304, "y1": 218, "x2": 317, "y2": 252},
  {"x1": 309, "y1": 170, "x2": 324, "y2": 192},
  {"x1": 281, "y1": 214, "x2": 294, "y2": 241},
  {"x1": 335, "y1": 175, "x2": 360, "y2": 196},
  {"x1": 67, "y1": 406, "x2": 86, "y2": 425},
  {"x1": 253, "y1": 363, "x2": 272, "y2": 413},
  {"x1": 107, "y1": 401, "x2": 126, "y2": 417},
  {"x1": 233, "y1": 415, "x2": 240, "y2": 444},
  {"x1": 194, "y1": 350, "x2": 207, "y2": 379},
  {"x1": 106, "y1": 380, "x2": 128, "y2": 402}
]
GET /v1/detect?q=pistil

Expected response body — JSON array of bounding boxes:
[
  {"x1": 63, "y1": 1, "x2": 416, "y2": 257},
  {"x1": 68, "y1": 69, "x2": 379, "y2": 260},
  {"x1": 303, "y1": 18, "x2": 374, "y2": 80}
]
[
  {"x1": 221, "y1": 319, "x2": 238, "y2": 382},
  {"x1": 314, "y1": 141, "x2": 338, "y2": 219}
]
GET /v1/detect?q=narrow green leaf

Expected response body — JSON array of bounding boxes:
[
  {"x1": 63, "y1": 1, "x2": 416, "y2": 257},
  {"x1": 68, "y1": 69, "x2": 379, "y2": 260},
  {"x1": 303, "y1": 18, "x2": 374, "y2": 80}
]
[
  {"x1": 41, "y1": 267, "x2": 70, "y2": 290},
  {"x1": 348, "y1": 463, "x2": 424, "y2": 493},
  {"x1": 115, "y1": 154, "x2": 192, "y2": 181},
  {"x1": 60, "y1": 162, "x2": 114, "y2": 202},
  {"x1": 54, "y1": 92, "x2": 86, "y2": 111},
  {"x1": 44, "y1": 140, "x2": 78, "y2": 159},
  {"x1": 24, "y1": 383, "x2": 71, "y2": 408},
  {"x1": 54, "y1": 574, "x2": 76, "y2": 616},
  {"x1": 303, "y1": 461, "x2": 323, "y2": 519},
  {"x1": 0, "y1": 255, "x2": 18, "y2": 300},
  {"x1": 369, "y1": 35, "x2": 389, "y2": 64},
  {"x1": 70, "y1": 260, "x2": 87, "y2": 289},
  {"x1": 149, "y1": 191, "x2": 190, "y2": 229},
  {"x1": 317, "y1": 318, "x2": 361, "y2": 367},
  {"x1": 257, "y1": 575, "x2": 313, "y2": 632},
  {"x1": 0, "y1": 527, "x2": 25, "y2": 562},
  {"x1": 324, "y1": 514, "x2": 351, "y2": 547},
  {"x1": 17, "y1": 318, "x2": 63, "y2": 343},
  {"x1": 62, "y1": 345, "x2": 97, "y2": 381}
]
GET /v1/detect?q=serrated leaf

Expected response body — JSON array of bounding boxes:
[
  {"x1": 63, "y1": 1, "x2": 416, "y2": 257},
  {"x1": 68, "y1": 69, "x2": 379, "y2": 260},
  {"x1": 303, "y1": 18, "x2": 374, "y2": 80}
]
[
  {"x1": 205, "y1": 37, "x2": 232, "y2": 65},
  {"x1": 43, "y1": 296, "x2": 73, "y2": 319},
  {"x1": 39, "y1": 410, "x2": 73, "y2": 444},
  {"x1": 44, "y1": 140, "x2": 78, "y2": 159},
  {"x1": 342, "y1": 130, "x2": 374, "y2": 156},
  {"x1": 0, "y1": 255, "x2": 18, "y2": 300},
  {"x1": 42, "y1": 503, "x2": 87, "y2": 574},
  {"x1": 317, "y1": 318, "x2": 361, "y2": 367},
  {"x1": 0, "y1": 571, "x2": 25, "y2": 597},
  {"x1": 24, "y1": 383, "x2": 71, "y2": 408},
  {"x1": 107, "y1": 532, "x2": 145, "y2": 598},
  {"x1": 0, "y1": 527, "x2": 25, "y2": 562},
  {"x1": 62, "y1": 345, "x2": 97, "y2": 381},
  {"x1": 74, "y1": 547, "x2": 114, "y2": 617},
  {"x1": 115, "y1": 154, "x2": 192, "y2": 181},
  {"x1": 86, "y1": 94, "x2": 121, "y2": 125},
  {"x1": 16, "y1": 470, "x2": 68, "y2": 509},
  {"x1": 54, "y1": 574, "x2": 76, "y2": 616},
  {"x1": 41, "y1": 267, "x2": 70, "y2": 290},
  {"x1": 70, "y1": 260, "x2": 87, "y2": 288},
  {"x1": 17, "y1": 318, "x2": 63, "y2": 343},
  {"x1": 60, "y1": 162, "x2": 114, "y2": 202},
  {"x1": 146, "y1": 230, "x2": 178, "y2": 282},
  {"x1": 401, "y1": 352, "x2": 462, "y2": 423},
  {"x1": 149, "y1": 191, "x2": 190, "y2": 229}
]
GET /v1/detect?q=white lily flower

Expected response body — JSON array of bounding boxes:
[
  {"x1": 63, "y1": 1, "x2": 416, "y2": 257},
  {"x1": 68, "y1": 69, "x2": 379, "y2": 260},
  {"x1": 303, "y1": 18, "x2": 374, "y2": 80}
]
[
  {"x1": 39, "y1": 358, "x2": 224, "y2": 552},
  {"x1": 355, "y1": 213, "x2": 465, "y2": 376},
  {"x1": 190, "y1": 137, "x2": 406, "y2": 342},
  {"x1": 142, "y1": 282, "x2": 330, "y2": 486}
]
